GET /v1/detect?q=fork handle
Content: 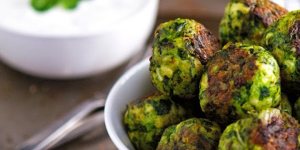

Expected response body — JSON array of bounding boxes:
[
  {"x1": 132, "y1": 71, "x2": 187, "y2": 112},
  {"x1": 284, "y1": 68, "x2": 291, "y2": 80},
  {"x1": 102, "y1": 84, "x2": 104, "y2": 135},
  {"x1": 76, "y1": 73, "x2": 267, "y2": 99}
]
[{"x1": 16, "y1": 99, "x2": 105, "y2": 150}]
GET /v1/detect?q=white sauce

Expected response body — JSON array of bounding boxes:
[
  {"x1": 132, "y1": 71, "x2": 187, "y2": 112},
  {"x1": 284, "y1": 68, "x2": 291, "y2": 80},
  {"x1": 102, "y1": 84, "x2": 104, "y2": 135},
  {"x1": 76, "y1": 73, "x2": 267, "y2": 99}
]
[
  {"x1": 270, "y1": 0, "x2": 300, "y2": 11},
  {"x1": 0, "y1": 0, "x2": 145, "y2": 36}
]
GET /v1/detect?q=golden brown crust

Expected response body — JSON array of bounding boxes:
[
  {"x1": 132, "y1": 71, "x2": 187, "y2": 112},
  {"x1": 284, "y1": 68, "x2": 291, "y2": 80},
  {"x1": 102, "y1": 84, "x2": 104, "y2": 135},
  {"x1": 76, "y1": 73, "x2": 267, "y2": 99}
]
[
  {"x1": 206, "y1": 46, "x2": 257, "y2": 115},
  {"x1": 292, "y1": 39, "x2": 300, "y2": 57},
  {"x1": 245, "y1": 0, "x2": 288, "y2": 28},
  {"x1": 250, "y1": 114, "x2": 299, "y2": 150},
  {"x1": 289, "y1": 20, "x2": 300, "y2": 57},
  {"x1": 180, "y1": 127, "x2": 216, "y2": 149},
  {"x1": 193, "y1": 23, "x2": 220, "y2": 65}
]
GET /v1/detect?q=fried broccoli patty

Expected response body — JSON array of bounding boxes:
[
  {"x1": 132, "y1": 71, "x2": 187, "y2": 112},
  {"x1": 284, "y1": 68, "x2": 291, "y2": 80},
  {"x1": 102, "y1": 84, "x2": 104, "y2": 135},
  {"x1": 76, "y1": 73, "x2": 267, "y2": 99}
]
[
  {"x1": 157, "y1": 118, "x2": 221, "y2": 150},
  {"x1": 124, "y1": 92, "x2": 187, "y2": 150},
  {"x1": 218, "y1": 108, "x2": 300, "y2": 150},
  {"x1": 278, "y1": 93, "x2": 292, "y2": 115},
  {"x1": 219, "y1": 0, "x2": 288, "y2": 46},
  {"x1": 262, "y1": 10, "x2": 300, "y2": 94},
  {"x1": 199, "y1": 42, "x2": 281, "y2": 125},
  {"x1": 150, "y1": 18, "x2": 220, "y2": 99}
]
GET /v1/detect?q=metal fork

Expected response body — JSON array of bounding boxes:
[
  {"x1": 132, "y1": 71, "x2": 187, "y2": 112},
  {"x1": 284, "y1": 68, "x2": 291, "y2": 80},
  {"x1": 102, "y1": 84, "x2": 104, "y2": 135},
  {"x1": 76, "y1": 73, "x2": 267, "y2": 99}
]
[{"x1": 16, "y1": 45, "x2": 152, "y2": 150}]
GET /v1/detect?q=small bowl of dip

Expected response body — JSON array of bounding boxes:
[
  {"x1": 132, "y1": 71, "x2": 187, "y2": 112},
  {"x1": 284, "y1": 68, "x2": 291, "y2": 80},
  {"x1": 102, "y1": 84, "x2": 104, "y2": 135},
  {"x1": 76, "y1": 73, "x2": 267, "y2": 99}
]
[{"x1": 0, "y1": 0, "x2": 159, "y2": 79}]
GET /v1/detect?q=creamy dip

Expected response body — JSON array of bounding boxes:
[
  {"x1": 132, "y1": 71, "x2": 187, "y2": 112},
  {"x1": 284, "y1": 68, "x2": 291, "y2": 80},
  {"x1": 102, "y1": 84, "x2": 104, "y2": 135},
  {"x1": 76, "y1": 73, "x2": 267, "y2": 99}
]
[
  {"x1": 0, "y1": 0, "x2": 145, "y2": 36},
  {"x1": 270, "y1": 0, "x2": 300, "y2": 11}
]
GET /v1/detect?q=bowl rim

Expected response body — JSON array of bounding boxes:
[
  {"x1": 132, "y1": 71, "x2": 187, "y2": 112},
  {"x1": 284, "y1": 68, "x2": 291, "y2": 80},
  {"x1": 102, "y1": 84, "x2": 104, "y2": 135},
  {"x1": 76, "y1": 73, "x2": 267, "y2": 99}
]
[
  {"x1": 0, "y1": 0, "x2": 158, "y2": 38},
  {"x1": 104, "y1": 58, "x2": 150, "y2": 150}
]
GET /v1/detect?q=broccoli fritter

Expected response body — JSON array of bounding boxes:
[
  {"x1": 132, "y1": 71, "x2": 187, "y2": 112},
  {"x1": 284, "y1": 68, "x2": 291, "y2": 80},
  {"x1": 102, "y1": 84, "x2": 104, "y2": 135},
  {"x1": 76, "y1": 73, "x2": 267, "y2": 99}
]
[
  {"x1": 278, "y1": 93, "x2": 292, "y2": 115},
  {"x1": 219, "y1": 0, "x2": 288, "y2": 46},
  {"x1": 124, "y1": 92, "x2": 187, "y2": 150},
  {"x1": 218, "y1": 108, "x2": 300, "y2": 150},
  {"x1": 262, "y1": 10, "x2": 300, "y2": 95},
  {"x1": 157, "y1": 118, "x2": 221, "y2": 150},
  {"x1": 150, "y1": 18, "x2": 220, "y2": 99},
  {"x1": 199, "y1": 42, "x2": 281, "y2": 125}
]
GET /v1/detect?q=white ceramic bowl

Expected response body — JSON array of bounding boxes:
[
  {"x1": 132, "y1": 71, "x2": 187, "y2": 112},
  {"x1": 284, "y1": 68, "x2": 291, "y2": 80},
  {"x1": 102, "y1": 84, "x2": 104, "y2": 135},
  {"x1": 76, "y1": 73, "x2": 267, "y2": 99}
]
[
  {"x1": 0, "y1": 0, "x2": 159, "y2": 79},
  {"x1": 105, "y1": 58, "x2": 156, "y2": 149}
]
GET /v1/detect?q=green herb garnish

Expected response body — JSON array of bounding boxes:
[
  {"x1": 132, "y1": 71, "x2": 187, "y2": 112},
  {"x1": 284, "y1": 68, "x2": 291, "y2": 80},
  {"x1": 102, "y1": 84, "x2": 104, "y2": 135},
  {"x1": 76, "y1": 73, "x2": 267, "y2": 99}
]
[
  {"x1": 31, "y1": 0, "x2": 59, "y2": 12},
  {"x1": 31, "y1": 0, "x2": 83, "y2": 12},
  {"x1": 60, "y1": 0, "x2": 81, "y2": 9}
]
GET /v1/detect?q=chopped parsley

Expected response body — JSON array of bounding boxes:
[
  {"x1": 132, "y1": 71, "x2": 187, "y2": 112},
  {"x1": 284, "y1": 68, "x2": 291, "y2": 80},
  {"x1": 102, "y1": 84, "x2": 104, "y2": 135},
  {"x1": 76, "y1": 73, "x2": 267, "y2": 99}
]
[{"x1": 31, "y1": 0, "x2": 84, "y2": 12}]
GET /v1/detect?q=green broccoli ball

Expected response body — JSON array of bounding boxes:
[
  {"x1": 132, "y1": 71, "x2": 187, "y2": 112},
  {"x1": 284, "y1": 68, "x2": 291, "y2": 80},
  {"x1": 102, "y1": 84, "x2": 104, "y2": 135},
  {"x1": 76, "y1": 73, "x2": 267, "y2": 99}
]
[
  {"x1": 124, "y1": 92, "x2": 187, "y2": 150},
  {"x1": 218, "y1": 108, "x2": 300, "y2": 150},
  {"x1": 199, "y1": 42, "x2": 281, "y2": 125},
  {"x1": 263, "y1": 10, "x2": 300, "y2": 95},
  {"x1": 150, "y1": 18, "x2": 220, "y2": 99},
  {"x1": 278, "y1": 93, "x2": 292, "y2": 115},
  {"x1": 219, "y1": 0, "x2": 288, "y2": 46},
  {"x1": 157, "y1": 118, "x2": 221, "y2": 150}
]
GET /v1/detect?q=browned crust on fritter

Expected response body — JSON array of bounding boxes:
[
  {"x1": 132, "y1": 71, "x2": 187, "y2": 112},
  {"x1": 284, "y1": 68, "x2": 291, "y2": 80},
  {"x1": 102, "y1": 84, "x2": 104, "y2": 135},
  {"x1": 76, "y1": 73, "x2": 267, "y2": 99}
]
[
  {"x1": 192, "y1": 23, "x2": 220, "y2": 65},
  {"x1": 289, "y1": 20, "x2": 300, "y2": 57},
  {"x1": 204, "y1": 45, "x2": 257, "y2": 124},
  {"x1": 250, "y1": 114, "x2": 300, "y2": 150},
  {"x1": 245, "y1": 0, "x2": 288, "y2": 28},
  {"x1": 179, "y1": 126, "x2": 217, "y2": 150}
]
